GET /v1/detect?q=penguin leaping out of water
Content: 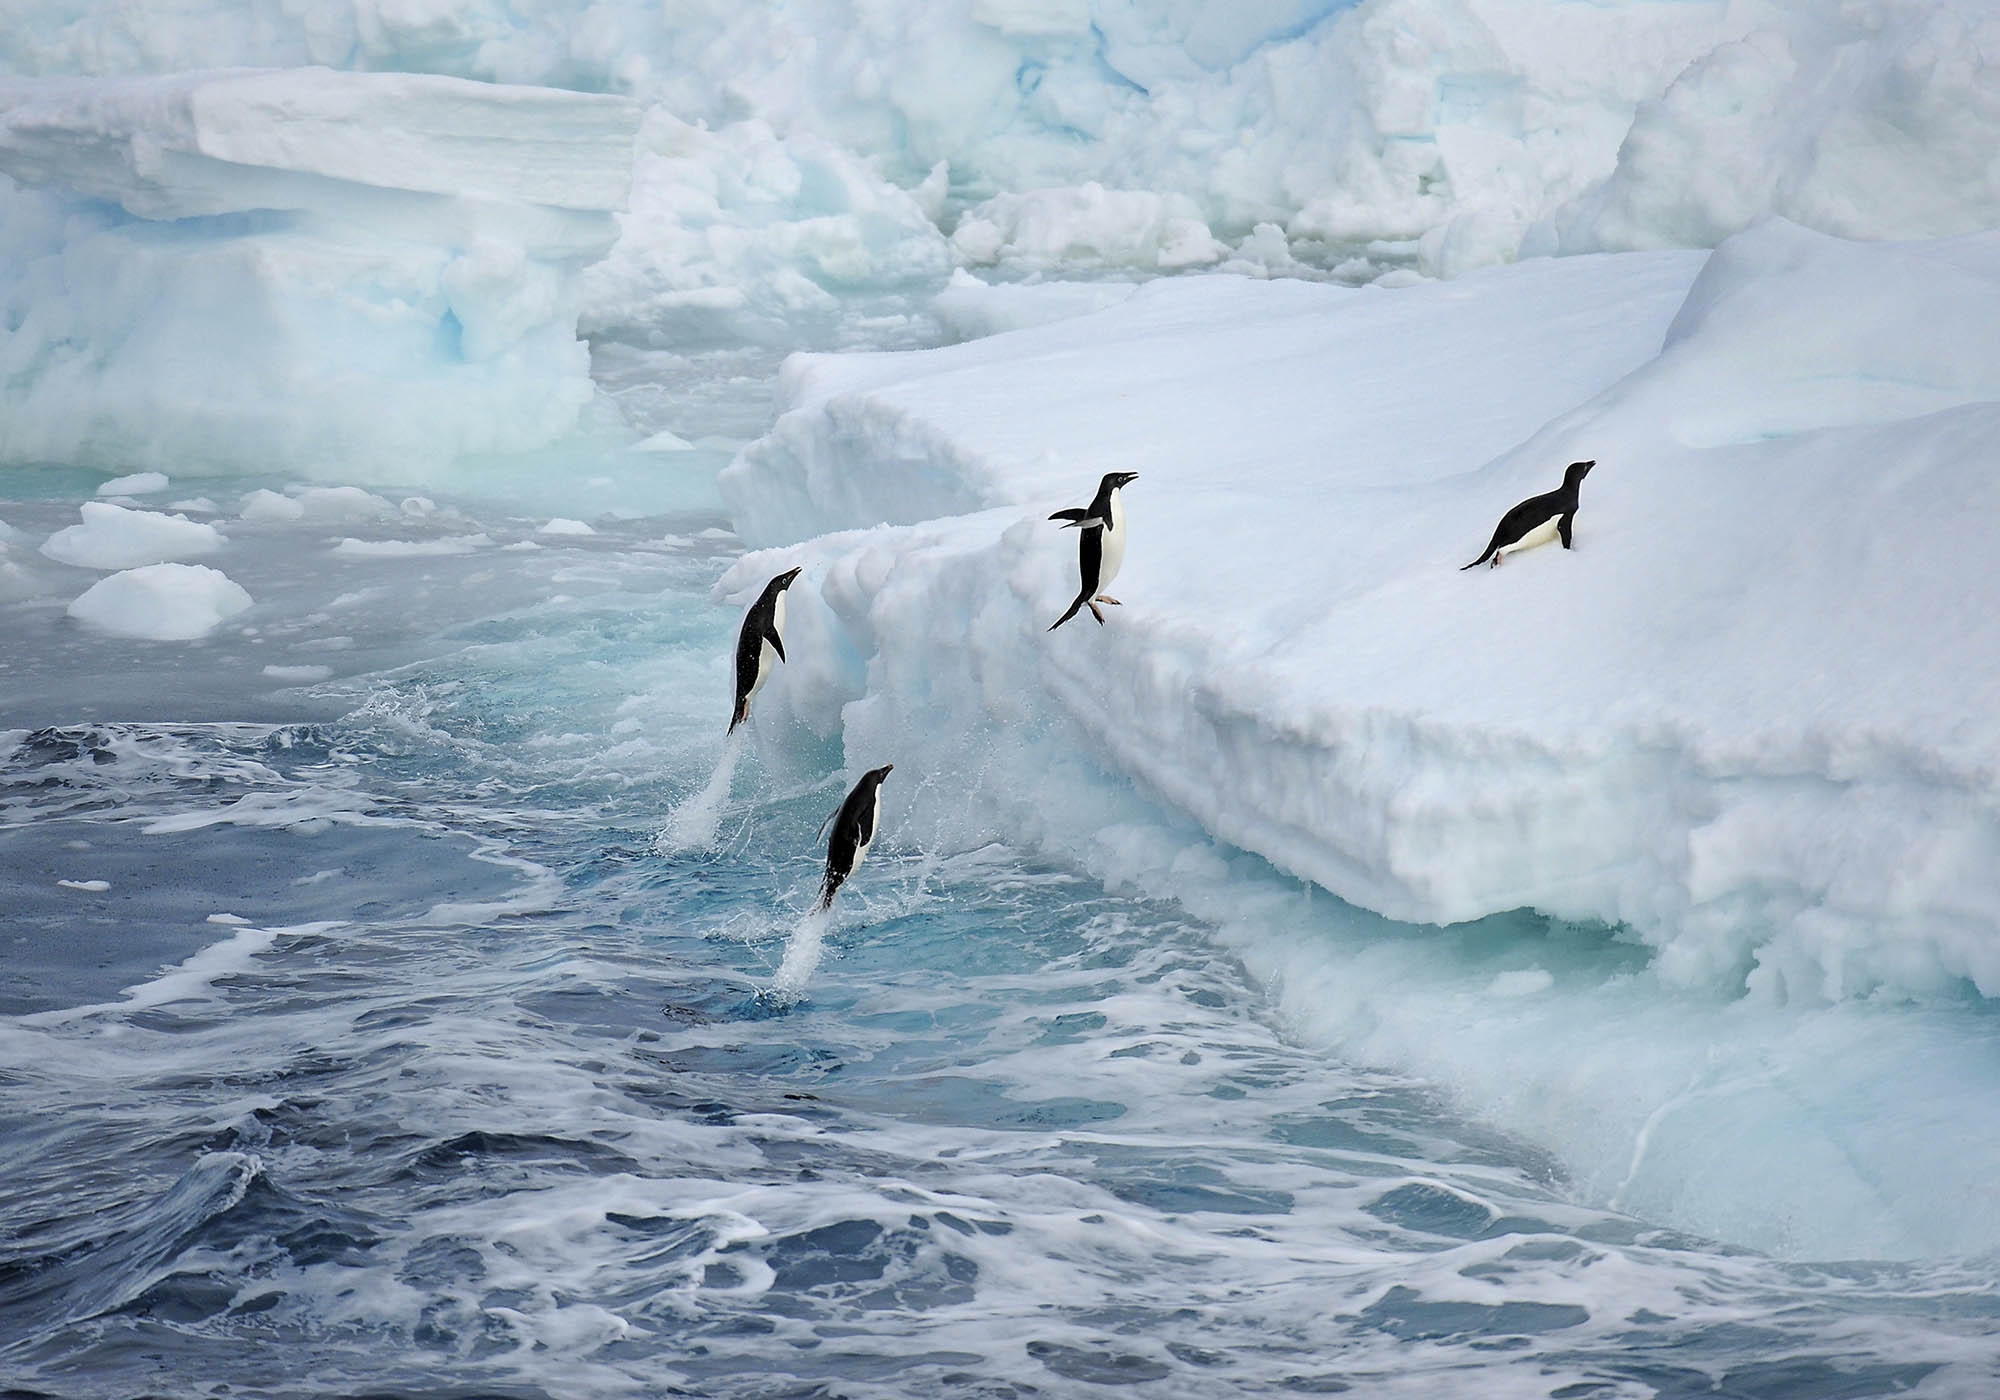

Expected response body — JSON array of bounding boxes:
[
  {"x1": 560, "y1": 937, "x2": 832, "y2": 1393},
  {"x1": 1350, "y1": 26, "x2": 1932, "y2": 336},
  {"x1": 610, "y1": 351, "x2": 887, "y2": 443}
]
[
  {"x1": 815, "y1": 764, "x2": 893, "y2": 912},
  {"x1": 1048, "y1": 470, "x2": 1139, "y2": 631},
  {"x1": 1462, "y1": 460, "x2": 1595, "y2": 571},
  {"x1": 729, "y1": 566, "x2": 802, "y2": 732}
]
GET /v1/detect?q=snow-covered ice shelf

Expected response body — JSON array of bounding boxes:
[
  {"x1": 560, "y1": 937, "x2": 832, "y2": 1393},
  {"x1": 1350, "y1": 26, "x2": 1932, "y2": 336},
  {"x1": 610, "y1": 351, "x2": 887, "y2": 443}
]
[{"x1": 721, "y1": 220, "x2": 2000, "y2": 1008}]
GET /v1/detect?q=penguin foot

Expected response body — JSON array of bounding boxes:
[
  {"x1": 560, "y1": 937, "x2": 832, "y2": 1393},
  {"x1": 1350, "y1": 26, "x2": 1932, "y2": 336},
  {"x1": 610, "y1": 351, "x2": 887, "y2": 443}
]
[
  {"x1": 1094, "y1": 595, "x2": 1122, "y2": 606},
  {"x1": 1088, "y1": 602, "x2": 1106, "y2": 625},
  {"x1": 1489, "y1": 554, "x2": 1503, "y2": 569}
]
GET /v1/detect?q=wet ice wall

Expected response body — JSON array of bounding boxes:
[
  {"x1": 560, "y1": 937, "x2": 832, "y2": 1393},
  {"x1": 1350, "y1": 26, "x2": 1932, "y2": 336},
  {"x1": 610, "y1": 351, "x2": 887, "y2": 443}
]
[{"x1": 0, "y1": 70, "x2": 640, "y2": 476}]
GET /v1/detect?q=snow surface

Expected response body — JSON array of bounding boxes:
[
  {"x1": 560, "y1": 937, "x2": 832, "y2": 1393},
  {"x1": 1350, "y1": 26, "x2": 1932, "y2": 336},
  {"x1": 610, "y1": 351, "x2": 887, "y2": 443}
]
[
  {"x1": 66, "y1": 561, "x2": 253, "y2": 639},
  {"x1": 720, "y1": 221, "x2": 2000, "y2": 1009}
]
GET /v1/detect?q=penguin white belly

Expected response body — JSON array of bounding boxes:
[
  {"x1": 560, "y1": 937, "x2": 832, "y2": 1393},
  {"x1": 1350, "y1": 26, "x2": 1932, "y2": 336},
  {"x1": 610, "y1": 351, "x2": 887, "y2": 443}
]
[
  {"x1": 750, "y1": 593, "x2": 787, "y2": 696},
  {"x1": 1097, "y1": 492, "x2": 1128, "y2": 588},
  {"x1": 1495, "y1": 513, "x2": 1562, "y2": 561}
]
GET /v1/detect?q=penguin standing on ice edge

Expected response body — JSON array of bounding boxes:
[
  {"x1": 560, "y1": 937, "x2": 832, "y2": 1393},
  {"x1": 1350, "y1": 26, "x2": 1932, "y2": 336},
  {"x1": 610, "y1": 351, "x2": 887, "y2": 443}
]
[
  {"x1": 729, "y1": 567, "x2": 802, "y2": 732},
  {"x1": 1462, "y1": 460, "x2": 1595, "y2": 570},
  {"x1": 1048, "y1": 470, "x2": 1139, "y2": 630},
  {"x1": 815, "y1": 765, "x2": 893, "y2": 912}
]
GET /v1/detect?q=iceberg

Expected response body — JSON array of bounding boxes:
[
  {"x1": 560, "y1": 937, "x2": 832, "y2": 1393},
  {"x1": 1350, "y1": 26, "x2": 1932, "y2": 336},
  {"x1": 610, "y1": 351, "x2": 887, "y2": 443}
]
[
  {"x1": 720, "y1": 220, "x2": 2000, "y2": 1009},
  {"x1": 0, "y1": 68, "x2": 641, "y2": 477}
]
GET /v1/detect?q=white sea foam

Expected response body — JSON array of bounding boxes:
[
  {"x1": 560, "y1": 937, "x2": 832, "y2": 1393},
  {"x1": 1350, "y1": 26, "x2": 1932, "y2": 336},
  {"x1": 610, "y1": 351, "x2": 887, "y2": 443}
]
[
  {"x1": 656, "y1": 728, "x2": 745, "y2": 853},
  {"x1": 770, "y1": 906, "x2": 834, "y2": 1000}
]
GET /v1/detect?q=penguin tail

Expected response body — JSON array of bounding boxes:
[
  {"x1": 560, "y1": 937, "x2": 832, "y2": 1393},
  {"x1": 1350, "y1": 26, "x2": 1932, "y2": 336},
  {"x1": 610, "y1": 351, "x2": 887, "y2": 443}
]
[
  {"x1": 1459, "y1": 556, "x2": 1485, "y2": 572},
  {"x1": 728, "y1": 696, "x2": 750, "y2": 732},
  {"x1": 814, "y1": 873, "x2": 842, "y2": 913},
  {"x1": 1048, "y1": 595, "x2": 1087, "y2": 631}
]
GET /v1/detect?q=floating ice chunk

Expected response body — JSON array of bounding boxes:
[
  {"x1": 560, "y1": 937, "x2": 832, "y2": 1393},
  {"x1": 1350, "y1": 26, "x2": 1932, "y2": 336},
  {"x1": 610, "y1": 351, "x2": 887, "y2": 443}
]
[
  {"x1": 57, "y1": 878, "x2": 109, "y2": 892},
  {"x1": 239, "y1": 487, "x2": 395, "y2": 524},
  {"x1": 67, "y1": 562, "x2": 252, "y2": 639},
  {"x1": 238, "y1": 491, "x2": 306, "y2": 523},
  {"x1": 97, "y1": 471, "x2": 167, "y2": 496},
  {"x1": 538, "y1": 518, "x2": 596, "y2": 536},
  {"x1": 631, "y1": 429, "x2": 695, "y2": 453},
  {"x1": 40, "y1": 502, "x2": 224, "y2": 570}
]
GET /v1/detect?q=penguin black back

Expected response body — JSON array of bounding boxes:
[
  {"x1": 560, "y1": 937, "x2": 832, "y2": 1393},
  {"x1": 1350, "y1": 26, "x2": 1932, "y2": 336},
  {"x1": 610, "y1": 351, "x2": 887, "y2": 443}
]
[
  {"x1": 730, "y1": 567, "x2": 802, "y2": 731},
  {"x1": 816, "y1": 764, "x2": 893, "y2": 912},
  {"x1": 1462, "y1": 460, "x2": 1594, "y2": 570}
]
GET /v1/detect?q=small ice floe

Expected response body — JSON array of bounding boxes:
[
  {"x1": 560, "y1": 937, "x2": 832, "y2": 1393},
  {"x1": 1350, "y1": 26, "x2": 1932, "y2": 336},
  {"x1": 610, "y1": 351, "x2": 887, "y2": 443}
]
[
  {"x1": 538, "y1": 518, "x2": 596, "y2": 536},
  {"x1": 41, "y1": 502, "x2": 224, "y2": 570},
  {"x1": 207, "y1": 913, "x2": 251, "y2": 925},
  {"x1": 631, "y1": 429, "x2": 694, "y2": 452},
  {"x1": 57, "y1": 878, "x2": 110, "y2": 892},
  {"x1": 240, "y1": 487, "x2": 394, "y2": 525},
  {"x1": 67, "y1": 563, "x2": 253, "y2": 640},
  {"x1": 97, "y1": 471, "x2": 169, "y2": 496}
]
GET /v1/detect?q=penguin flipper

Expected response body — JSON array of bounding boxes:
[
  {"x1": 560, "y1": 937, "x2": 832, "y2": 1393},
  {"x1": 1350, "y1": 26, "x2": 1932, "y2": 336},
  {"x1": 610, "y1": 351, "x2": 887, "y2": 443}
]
[
  {"x1": 1559, "y1": 513, "x2": 1574, "y2": 549},
  {"x1": 1049, "y1": 508, "x2": 1090, "y2": 525},
  {"x1": 765, "y1": 626, "x2": 787, "y2": 663}
]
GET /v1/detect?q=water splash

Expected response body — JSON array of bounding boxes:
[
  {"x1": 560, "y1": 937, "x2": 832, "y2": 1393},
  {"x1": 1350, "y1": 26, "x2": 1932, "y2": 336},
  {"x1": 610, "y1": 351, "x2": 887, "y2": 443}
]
[
  {"x1": 656, "y1": 728, "x2": 744, "y2": 852},
  {"x1": 770, "y1": 906, "x2": 833, "y2": 1001}
]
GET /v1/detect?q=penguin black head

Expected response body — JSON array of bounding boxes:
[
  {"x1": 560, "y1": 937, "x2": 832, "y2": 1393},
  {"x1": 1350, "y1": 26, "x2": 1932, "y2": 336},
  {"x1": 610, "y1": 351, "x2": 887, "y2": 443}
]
[
  {"x1": 1564, "y1": 460, "x2": 1595, "y2": 487},
  {"x1": 774, "y1": 566, "x2": 803, "y2": 589},
  {"x1": 862, "y1": 763, "x2": 893, "y2": 786},
  {"x1": 1103, "y1": 471, "x2": 1139, "y2": 491}
]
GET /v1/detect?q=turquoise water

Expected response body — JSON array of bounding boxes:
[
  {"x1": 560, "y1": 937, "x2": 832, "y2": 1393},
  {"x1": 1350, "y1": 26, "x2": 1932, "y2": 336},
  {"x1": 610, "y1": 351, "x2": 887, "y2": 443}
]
[{"x1": 3, "y1": 347, "x2": 1999, "y2": 1397}]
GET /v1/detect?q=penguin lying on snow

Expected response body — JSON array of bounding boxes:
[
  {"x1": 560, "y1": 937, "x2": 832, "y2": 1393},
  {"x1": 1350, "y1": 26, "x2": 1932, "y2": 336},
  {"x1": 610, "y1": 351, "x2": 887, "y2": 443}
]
[
  {"x1": 1048, "y1": 470, "x2": 1139, "y2": 630},
  {"x1": 729, "y1": 567, "x2": 802, "y2": 732},
  {"x1": 815, "y1": 764, "x2": 893, "y2": 912},
  {"x1": 1462, "y1": 460, "x2": 1594, "y2": 570}
]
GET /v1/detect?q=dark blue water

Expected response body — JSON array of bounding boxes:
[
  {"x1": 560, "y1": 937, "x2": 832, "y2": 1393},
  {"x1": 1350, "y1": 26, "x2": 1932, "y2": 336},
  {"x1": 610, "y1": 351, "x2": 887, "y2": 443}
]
[{"x1": 3, "y1": 353, "x2": 1999, "y2": 1397}]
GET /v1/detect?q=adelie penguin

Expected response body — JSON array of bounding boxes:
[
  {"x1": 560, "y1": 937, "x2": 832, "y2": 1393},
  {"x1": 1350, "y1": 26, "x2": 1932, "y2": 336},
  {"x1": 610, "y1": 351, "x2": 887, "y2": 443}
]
[
  {"x1": 815, "y1": 764, "x2": 893, "y2": 912},
  {"x1": 1462, "y1": 460, "x2": 1595, "y2": 570},
  {"x1": 1048, "y1": 470, "x2": 1139, "y2": 630},
  {"x1": 729, "y1": 567, "x2": 802, "y2": 732}
]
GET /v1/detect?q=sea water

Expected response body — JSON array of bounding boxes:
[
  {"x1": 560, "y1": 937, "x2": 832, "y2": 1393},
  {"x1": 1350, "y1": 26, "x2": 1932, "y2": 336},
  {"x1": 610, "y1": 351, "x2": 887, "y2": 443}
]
[{"x1": 3, "y1": 333, "x2": 1999, "y2": 1398}]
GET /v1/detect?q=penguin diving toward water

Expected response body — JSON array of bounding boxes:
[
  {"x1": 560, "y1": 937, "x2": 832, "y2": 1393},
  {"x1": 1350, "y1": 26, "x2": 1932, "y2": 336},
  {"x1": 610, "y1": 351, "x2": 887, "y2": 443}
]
[
  {"x1": 1462, "y1": 460, "x2": 1595, "y2": 570},
  {"x1": 729, "y1": 567, "x2": 802, "y2": 732},
  {"x1": 1048, "y1": 470, "x2": 1139, "y2": 630},
  {"x1": 815, "y1": 764, "x2": 894, "y2": 912}
]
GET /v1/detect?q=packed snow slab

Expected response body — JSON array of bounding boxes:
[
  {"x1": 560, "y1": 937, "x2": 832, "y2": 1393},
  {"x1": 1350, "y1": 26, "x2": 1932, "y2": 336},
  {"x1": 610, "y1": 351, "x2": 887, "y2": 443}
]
[
  {"x1": 0, "y1": 68, "x2": 639, "y2": 217},
  {"x1": 0, "y1": 71, "x2": 641, "y2": 477},
  {"x1": 722, "y1": 222, "x2": 2000, "y2": 1009}
]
